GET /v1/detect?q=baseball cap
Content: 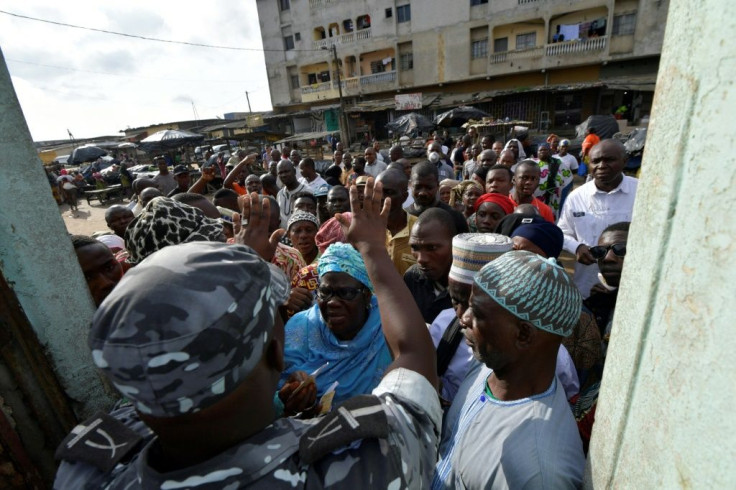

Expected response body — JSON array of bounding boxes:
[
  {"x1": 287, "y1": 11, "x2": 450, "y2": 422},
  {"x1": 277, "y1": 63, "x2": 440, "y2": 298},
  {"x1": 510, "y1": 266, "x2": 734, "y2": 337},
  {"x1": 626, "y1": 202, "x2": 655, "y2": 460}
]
[
  {"x1": 89, "y1": 241, "x2": 289, "y2": 418},
  {"x1": 173, "y1": 165, "x2": 189, "y2": 175},
  {"x1": 314, "y1": 184, "x2": 331, "y2": 197},
  {"x1": 356, "y1": 175, "x2": 370, "y2": 186}
]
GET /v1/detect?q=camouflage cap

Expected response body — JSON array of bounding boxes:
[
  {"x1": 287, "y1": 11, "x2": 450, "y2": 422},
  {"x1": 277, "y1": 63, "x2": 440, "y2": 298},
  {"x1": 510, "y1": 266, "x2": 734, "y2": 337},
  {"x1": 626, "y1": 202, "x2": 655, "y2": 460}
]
[{"x1": 89, "y1": 241, "x2": 289, "y2": 418}]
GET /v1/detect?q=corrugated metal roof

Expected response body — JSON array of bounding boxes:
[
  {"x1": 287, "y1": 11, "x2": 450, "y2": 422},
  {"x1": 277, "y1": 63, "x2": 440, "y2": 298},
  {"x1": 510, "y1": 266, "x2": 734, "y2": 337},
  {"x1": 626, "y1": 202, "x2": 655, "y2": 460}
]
[{"x1": 274, "y1": 130, "x2": 339, "y2": 144}]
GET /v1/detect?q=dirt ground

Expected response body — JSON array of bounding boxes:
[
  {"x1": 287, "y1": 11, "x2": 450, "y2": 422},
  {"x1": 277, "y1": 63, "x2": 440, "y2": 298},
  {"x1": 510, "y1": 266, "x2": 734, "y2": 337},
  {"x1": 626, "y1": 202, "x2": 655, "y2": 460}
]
[{"x1": 59, "y1": 196, "x2": 129, "y2": 236}]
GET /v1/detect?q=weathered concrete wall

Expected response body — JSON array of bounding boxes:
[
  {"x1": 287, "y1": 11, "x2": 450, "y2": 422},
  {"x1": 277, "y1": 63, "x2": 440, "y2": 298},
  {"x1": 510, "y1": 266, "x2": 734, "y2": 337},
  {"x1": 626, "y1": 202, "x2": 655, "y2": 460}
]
[
  {"x1": 586, "y1": 0, "x2": 736, "y2": 486},
  {"x1": 0, "y1": 49, "x2": 116, "y2": 418}
]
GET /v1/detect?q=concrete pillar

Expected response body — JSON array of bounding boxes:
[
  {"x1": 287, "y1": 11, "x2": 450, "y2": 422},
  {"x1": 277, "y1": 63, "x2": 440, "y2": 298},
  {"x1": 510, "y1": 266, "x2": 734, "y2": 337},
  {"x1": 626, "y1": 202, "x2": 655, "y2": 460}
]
[
  {"x1": 586, "y1": 0, "x2": 736, "y2": 487},
  {"x1": 0, "y1": 48, "x2": 116, "y2": 419}
]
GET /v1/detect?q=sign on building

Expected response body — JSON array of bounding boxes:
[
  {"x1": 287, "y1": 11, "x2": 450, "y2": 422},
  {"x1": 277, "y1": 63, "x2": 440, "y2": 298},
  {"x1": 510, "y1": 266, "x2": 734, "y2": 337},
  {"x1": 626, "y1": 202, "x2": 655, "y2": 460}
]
[{"x1": 395, "y1": 93, "x2": 423, "y2": 111}]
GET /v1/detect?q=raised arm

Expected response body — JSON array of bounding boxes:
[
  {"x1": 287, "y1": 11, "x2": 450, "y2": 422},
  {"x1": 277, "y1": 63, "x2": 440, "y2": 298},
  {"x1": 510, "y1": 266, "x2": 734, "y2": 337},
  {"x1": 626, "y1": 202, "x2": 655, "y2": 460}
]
[
  {"x1": 224, "y1": 153, "x2": 258, "y2": 190},
  {"x1": 188, "y1": 166, "x2": 215, "y2": 195},
  {"x1": 339, "y1": 179, "x2": 438, "y2": 388}
]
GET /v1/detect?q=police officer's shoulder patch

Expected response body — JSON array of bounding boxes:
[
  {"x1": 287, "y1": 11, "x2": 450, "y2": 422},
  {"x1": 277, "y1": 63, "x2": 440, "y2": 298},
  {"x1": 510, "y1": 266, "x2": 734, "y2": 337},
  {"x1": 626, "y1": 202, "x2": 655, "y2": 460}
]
[
  {"x1": 299, "y1": 395, "x2": 388, "y2": 464},
  {"x1": 55, "y1": 411, "x2": 143, "y2": 473}
]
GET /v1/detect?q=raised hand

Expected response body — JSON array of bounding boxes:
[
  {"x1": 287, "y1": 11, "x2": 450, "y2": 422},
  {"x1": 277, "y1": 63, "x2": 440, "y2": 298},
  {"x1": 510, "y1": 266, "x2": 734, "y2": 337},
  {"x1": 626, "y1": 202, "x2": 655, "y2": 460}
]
[
  {"x1": 337, "y1": 178, "x2": 390, "y2": 254},
  {"x1": 233, "y1": 193, "x2": 284, "y2": 261}
]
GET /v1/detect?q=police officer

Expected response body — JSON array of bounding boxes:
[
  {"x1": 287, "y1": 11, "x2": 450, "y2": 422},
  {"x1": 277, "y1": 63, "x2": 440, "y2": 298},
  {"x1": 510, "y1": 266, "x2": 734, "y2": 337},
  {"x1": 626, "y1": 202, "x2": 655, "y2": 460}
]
[{"x1": 54, "y1": 184, "x2": 441, "y2": 488}]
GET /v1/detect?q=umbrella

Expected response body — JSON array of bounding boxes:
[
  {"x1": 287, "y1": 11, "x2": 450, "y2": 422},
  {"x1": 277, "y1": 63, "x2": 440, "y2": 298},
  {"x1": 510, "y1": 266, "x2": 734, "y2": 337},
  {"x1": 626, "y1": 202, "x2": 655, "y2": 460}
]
[
  {"x1": 139, "y1": 129, "x2": 205, "y2": 153},
  {"x1": 69, "y1": 145, "x2": 107, "y2": 164},
  {"x1": 386, "y1": 112, "x2": 435, "y2": 136},
  {"x1": 117, "y1": 142, "x2": 137, "y2": 149},
  {"x1": 434, "y1": 106, "x2": 490, "y2": 127}
]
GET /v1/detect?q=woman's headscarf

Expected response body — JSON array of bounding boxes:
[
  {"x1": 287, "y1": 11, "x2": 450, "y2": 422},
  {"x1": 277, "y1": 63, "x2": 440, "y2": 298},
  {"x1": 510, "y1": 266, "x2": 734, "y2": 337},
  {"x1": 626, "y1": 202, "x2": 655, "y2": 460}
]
[
  {"x1": 125, "y1": 197, "x2": 225, "y2": 264},
  {"x1": 315, "y1": 213, "x2": 351, "y2": 254},
  {"x1": 474, "y1": 193, "x2": 516, "y2": 215},
  {"x1": 317, "y1": 242, "x2": 372, "y2": 292},
  {"x1": 504, "y1": 138, "x2": 527, "y2": 159}
]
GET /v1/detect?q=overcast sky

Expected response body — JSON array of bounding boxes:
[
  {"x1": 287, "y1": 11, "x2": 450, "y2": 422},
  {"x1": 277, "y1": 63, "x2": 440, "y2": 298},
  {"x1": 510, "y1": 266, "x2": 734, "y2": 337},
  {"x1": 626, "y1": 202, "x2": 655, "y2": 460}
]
[{"x1": 0, "y1": 1, "x2": 272, "y2": 142}]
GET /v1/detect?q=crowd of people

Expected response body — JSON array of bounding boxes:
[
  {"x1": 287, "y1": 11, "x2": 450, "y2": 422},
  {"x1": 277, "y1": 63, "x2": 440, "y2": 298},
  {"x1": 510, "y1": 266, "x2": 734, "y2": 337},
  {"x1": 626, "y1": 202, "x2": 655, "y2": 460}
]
[{"x1": 56, "y1": 124, "x2": 637, "y2": 488}]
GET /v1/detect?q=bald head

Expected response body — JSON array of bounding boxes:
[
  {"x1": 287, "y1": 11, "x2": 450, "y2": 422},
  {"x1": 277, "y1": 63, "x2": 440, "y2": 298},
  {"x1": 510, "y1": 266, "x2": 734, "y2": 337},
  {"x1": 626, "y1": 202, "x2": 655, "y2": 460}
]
[
  {"x1": 389, "y1": 145, "x2": 404, "y2": 162},
  {"x1": 139, "y1": 187, "x2": 162, "y2": 207},
  {"x1": 377, "y1": 169, "x2": 409, "y2": 212}
]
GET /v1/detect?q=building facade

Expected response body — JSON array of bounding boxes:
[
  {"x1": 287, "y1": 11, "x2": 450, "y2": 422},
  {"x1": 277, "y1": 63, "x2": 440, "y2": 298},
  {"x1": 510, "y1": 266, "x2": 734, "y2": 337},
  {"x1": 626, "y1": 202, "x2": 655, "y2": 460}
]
[{"x1": 256, "y1": 0, "x2": 668, "y2": 140}]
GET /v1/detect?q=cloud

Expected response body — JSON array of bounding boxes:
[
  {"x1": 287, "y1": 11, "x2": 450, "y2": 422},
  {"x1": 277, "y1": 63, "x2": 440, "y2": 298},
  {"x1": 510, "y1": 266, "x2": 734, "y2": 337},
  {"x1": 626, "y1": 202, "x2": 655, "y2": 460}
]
[
  {"x1": 83, "y1": 49, "x2": 137, "y2": 74},
  {"x1": 101, "y1": 7, "x2": 166, "y2": 36},
  {"x1": 0, "y1": 1, "x2": 274, "y2": 141}
]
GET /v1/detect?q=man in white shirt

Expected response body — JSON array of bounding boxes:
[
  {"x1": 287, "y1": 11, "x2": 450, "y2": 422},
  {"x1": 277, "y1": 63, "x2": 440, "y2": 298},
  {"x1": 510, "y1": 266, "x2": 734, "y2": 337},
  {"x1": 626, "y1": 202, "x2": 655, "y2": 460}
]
[
  {"x1": 276, "y1": 160, "x2": 310, "y2": 228},
  {"x1": 433, "y1": 251, "x2": 585, "y2": 489},
  {"x1": 364, "y1": 147, "x2": 387, "y2": 177},
  {"x1": 297, "y1": 158, "x2": 328, "y2": 194},
  {"x1": 557, "y1": 139, "x2": 638, "y2": 298}
]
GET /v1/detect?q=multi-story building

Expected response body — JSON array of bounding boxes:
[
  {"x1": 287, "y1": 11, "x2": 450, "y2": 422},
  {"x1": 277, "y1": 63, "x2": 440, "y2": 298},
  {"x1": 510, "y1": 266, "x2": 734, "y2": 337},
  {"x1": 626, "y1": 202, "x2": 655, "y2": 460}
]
[{"x1": 256, "y1": 0, "x2": 668, "y2": 141}]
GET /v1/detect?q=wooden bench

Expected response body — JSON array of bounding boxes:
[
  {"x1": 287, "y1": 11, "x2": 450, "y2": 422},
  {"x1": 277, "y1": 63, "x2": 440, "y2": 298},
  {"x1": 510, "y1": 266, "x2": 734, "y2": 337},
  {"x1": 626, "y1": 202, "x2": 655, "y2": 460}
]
[{"x1": 85, "y1": 185, "x2": 123, "y2": 205}]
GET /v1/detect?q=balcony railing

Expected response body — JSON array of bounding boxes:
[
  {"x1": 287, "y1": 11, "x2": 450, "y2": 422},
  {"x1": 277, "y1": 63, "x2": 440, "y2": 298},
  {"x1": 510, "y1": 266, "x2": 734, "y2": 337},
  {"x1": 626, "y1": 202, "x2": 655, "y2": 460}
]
[
  {"x1": 518, "y1": 0, "x2": 540, "y2": 4},
  {"x1": 359, "y1": 71, "x2": 396, "y2": 86},
  {"x1": 300, "y1": 71, "x2": 397, "y2": 98},
  {"x1": 309, "y1": 0, "x2": 338, "y2": 8},
  {"x1": 546, "y1": 36, "x2": 607, "y2": 56},
  {"x1": 490, "y1": 37, "x2": 607, "y2": 64},
  {"x1": 312, "y1": 29, "x2": 370, "y2": 49},
  {"x1": 490, "y1": 46, "x2": 544, "y2": 63},
  {"x1": 301, "y1": 81, "x2": 333, "y2": 95}
]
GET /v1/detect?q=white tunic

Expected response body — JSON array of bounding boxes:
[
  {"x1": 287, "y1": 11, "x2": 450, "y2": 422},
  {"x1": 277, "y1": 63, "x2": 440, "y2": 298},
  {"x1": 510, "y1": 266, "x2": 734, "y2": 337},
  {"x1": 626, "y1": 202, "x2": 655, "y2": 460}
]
[{"x1": 433, "y1": 365, "x2": 584, "y2": 489}]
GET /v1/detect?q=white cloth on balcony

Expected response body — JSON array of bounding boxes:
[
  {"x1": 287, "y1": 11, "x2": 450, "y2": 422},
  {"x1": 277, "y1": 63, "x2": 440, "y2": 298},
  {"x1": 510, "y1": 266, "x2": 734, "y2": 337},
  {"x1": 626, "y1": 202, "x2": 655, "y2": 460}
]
[{"x1": 560, "y1": 24, "x2": 580, "y2": 41}]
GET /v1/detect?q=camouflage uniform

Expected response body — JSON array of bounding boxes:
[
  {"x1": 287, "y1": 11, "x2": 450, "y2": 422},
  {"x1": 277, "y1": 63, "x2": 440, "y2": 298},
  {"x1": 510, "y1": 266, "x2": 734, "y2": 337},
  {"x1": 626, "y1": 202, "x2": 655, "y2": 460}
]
[{"x1": 54, "y1": 242, "x2": 441, "y2": 489}]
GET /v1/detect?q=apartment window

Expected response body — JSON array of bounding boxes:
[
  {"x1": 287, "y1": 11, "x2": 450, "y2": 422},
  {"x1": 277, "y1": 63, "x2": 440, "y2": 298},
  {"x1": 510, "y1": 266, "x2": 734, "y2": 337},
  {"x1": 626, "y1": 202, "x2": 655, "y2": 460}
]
[
  {"x1": 516, "y1": 32, "x2": 536, "y2": 50},
  {"x1": 400, "y1": 52, "x2": 414, "y2": 70},
  {"x1": 290, "y1": 74, "x2": 300, "y2": 89},
  {"x1": 470, "y1": 26, "x2": 488, "y2": 59},
  {"x1": 471, "y1": 0, "x2": 488, "y2": 5},
  {"x1": 370, "y1": 60, "x2": 387, "y2": 74},
  {"x1": 471, "y1": 39, "x2": 488, "y2": 59},
  {"x1": 343, "y1": 19, "x2": 354, "y2": 32},
  {"x1": 279, "y1": 0, "x2": 290, "y2": 11},
  {"x1": 385, "y1": 8, "x2": 393, "y2": 18},
  {"x1": 284, "y1": 35, "x2": 294, "y2": 50},
  {"x1": 294, "y1": 32, "x2": 301, "y2": 42},
  {"x1": 397, "y1": 4, "x2": 411, "y2": 23},
  {"x1": 613, "y1": 12, "x2": 637, "y2": 35},
  {"x1": 494, "y1": 37, "x2": 509, "y2": 52}
]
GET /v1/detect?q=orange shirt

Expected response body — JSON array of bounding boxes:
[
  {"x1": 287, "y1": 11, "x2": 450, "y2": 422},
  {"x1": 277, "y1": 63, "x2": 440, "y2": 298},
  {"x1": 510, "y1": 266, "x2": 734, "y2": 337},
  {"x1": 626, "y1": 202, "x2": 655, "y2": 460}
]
[
  {"x1": 509, "y1": 195, "x2": 556, "y2": 223},
  {"x1": 581, "y1": 134, "x2": 601, "y2": 155}
]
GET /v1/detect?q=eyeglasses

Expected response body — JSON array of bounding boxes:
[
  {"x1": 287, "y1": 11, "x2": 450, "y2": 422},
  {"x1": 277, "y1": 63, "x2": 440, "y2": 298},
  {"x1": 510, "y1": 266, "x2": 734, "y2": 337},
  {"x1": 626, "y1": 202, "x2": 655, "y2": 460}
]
[
  {"x1": 589, "y1": 243, "x2": 626, "y2": 260},
  {"x1": 316, "y1": 286, "x2": 367, "y2": 301}
]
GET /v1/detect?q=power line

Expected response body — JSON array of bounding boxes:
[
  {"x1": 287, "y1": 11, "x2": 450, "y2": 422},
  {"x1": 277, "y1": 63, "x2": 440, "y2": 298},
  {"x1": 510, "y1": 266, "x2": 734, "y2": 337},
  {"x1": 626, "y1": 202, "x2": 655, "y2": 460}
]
[{"x1": 0, "y1": 9, "x2": 323, "y2": 53}]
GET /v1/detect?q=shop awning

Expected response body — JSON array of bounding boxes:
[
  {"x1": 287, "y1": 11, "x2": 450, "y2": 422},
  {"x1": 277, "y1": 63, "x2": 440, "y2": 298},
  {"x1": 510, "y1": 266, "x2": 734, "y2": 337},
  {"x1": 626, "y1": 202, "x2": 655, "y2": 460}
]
[{"x1": 273, "y1": 130, "x2": 339, "y2": 145}]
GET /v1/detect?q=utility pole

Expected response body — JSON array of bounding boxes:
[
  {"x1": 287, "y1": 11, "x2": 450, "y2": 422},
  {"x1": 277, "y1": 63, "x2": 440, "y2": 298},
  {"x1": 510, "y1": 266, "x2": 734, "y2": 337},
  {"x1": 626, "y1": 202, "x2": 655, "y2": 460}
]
[
  {"x1": 327, "y1": 44, "x2": 349, "y2": 147},
  {"x1": 245, "y1": 91, "x2": 252, "y2": 113}
]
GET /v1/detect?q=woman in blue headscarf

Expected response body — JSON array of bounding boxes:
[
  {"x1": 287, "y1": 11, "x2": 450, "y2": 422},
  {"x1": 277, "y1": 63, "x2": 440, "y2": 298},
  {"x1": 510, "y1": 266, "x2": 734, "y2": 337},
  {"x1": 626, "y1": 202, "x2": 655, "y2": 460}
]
[{"x1": 278, "y1": 242, "x2": 391, "y2": 411}]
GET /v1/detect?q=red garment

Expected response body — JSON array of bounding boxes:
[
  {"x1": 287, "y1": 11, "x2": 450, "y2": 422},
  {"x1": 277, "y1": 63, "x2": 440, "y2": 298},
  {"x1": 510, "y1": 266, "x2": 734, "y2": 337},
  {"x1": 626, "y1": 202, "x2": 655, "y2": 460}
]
[
  {"x1": 582, "y1": 134, "x2": 601, "y2": 155},
  {"x1": 508, "y1": 196, "x2": 556, "y2": 223},
  {"x1": 474, "y1": 193, "x2": 515, "y2": 215},
  {"x1": 315, "y1": 213, "x2": 351, "y2": 254},
  {"x1": 231, "y1": 182, "x2": 247, "y2": 196}
]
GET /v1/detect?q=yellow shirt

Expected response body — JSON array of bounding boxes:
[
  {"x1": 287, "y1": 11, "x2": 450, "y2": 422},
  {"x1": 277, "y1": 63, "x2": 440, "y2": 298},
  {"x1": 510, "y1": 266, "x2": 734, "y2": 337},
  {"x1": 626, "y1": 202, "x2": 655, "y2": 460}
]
[{"x1": 386, "y1": 213, "x2": 418, "y2": 276}]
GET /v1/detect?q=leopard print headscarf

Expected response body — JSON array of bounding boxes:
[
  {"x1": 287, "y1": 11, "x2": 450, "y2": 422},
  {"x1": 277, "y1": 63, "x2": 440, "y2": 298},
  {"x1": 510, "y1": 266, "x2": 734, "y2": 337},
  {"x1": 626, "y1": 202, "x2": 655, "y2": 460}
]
[{"x1": 125, "y1": 197, "x2": 225, "y2": 264}]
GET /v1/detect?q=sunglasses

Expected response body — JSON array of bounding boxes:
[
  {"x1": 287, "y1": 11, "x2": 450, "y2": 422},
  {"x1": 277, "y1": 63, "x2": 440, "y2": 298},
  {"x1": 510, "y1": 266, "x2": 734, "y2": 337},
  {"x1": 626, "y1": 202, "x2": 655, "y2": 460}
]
[
  {"x1": 316, "y1": 286, "x2": 367, "y2": 301},
  {"x1": 590, "y1": 243, "x2": 626, "y2": 260}
]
